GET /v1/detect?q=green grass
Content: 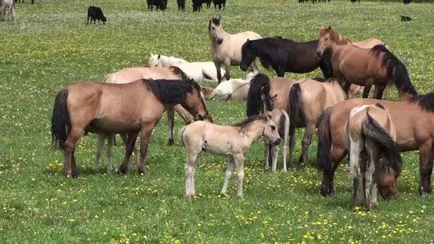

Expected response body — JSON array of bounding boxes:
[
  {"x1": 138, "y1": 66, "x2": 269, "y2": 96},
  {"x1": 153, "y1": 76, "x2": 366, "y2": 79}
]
[{"x1": 1, "y1": 0, "x2": 434, "y2": 242}]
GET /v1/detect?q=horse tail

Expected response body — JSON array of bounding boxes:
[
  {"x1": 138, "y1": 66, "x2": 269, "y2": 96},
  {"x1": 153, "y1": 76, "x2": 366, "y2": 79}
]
[
  {"x1": 260, "y1": 57, "x2": 271, "y2": 69},
  {"x1": 370, "y1": 45, "x2": 417, "y2": 97},
  {"x1": 51, "y1": 88, "x2": 71, "y2": 149},
  {"x1": 361, "y1": 111, "x2": 402, "y2": 175},
  {"x1": 317, "y1": 107, "x2": 333, "y2": 175},
  {"x1": 288, "y1": 83, "x2": 303, "y2": 138},
  {"x1": 247, "y1": 73, "x2": 270, "y2": 116}
]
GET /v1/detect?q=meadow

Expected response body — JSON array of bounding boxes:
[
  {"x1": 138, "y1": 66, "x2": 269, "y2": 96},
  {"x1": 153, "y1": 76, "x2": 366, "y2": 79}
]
[{"x1": 0, "y1": 0, "x2": 433, "y2": 242}]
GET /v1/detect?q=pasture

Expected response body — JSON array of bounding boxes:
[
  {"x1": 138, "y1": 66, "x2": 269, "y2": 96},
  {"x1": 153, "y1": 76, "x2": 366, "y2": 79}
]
[{"x1": 0, "y1": 0, "x2": 433, "y2": 242}]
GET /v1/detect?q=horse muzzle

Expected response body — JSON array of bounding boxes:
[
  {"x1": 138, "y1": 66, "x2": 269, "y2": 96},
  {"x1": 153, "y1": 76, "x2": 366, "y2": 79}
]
[
  {"x1": 216, "y1": 38, "x2": 223, "y2": 45},
  {"x1": 273, "y1": 138, "x2": 281, "y2": 145}
]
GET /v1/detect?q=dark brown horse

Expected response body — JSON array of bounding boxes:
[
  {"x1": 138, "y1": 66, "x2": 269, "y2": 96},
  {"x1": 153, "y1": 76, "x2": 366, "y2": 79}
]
[
  {"x1": 51, "y1": 79, "x2": 212, "y2": 178},
  {"x1": 316, "y1": 26, "x2": 417, "y2": 100},
  {"x1": 317, "y1": 92, "x2": 434, "y2": 197}
]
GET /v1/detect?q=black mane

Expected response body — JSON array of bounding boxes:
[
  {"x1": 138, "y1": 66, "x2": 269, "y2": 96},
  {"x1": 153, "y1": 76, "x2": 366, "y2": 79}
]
[
  {"x1": 169, "y1": 66, "x2": 189, "y2": 80},
  {"x1": 409, "y1": 92, "x2": 434, "y2": 112},
  {"x1": 143, "y1": 79, "x2": 198, "y2": 105}
]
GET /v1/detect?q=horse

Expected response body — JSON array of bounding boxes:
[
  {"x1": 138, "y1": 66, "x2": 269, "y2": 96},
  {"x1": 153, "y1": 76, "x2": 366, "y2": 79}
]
[
  {"x1": 316, "y1": 26, "x2": 417, "y2": 100},
  {"x1": 1, "y1": 0, "x2": 16, "y2": 21},
  {"x1": 265, "y1": 109, "x2": 290, "y2": 172},
  {"x1": 181, "y1": 114, "x2": 281, "y2": 199},
  {"x1": 148, "y1": 54, "x2": 226, "y2": 82},
  {"x1": 208, "y1": 16, "x2": 262, "y2": 83},
  {"x1": 344, "y1": 104, "x2": 402, "y2": 210},
  {"x1": 51, "y1": 79, "x2": 212, "y2": 178},
  {"x1": 316, "y1": 92, "x2": 434, "y2": 197},
  {"x1": 206, "y1": 68, "x2": 258, "y2": 101},
  {"x1": 247, "y1": 74, "x2": 299, "y2": 169},
  {"x1": 240, "y1": 37, "x2": 333, "y2": 79}
]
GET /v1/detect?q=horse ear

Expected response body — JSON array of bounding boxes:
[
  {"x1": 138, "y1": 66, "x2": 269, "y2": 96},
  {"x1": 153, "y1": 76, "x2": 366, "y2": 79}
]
[
  {"x1": 157, "y1": 54, "x2": 161, "y2": 59},
  {"x1": 327, "y1": 25, "x2": 332, "y2": 30},
  {"x1": 217, "y1": 15, "x2": 221, "y2": 21}
]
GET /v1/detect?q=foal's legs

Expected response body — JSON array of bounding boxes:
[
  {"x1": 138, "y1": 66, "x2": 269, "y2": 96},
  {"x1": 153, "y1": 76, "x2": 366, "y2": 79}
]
[
  {"x1": 95, "y1": 134, "x2": 106, "y2": 170},
  {"x1": 220, "y1": 156, "x2": 235, "y2": 197},
  {"x1": 119, "y1": 130, "x2": 139, "y2": 174},
  {"x1": 270, "y1": 144, "x2": 279, "y2": 172},
  {"x1": 299, "y1": 121, "x2": 316, "y2": 166},
  {"x1": 185, "y1": 151, "x2": 200, "y2": 198},
  {"x1": 263, "y1": 142, "x2": 271, "y2": 169},
  {"x1": 234, "y1": 154, "x2": 245, "y2": 197},
  {"x1": 364, "y1": 142, "x2": 379, "y2": 210}
]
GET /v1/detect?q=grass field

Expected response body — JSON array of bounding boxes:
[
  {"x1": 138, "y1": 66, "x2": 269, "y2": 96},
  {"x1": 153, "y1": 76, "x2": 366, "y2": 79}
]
[{"x1": 1, "y1": 0, "x2": 433, "y2": 242}]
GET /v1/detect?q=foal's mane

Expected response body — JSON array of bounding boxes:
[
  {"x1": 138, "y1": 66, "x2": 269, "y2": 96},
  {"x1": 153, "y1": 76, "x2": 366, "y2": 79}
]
[
  {"x1": 409, "y1": 92, "x2": 434, "y2": 112},
  {"x1": 321, "y1": 27, "x2": 350, "y2": 45},
  {"x1": 233, "y1": 115, "x2": 267, "y2": 129},
  {"x1": 143, "y1": 79, "x2": 201, "y2": 104}
]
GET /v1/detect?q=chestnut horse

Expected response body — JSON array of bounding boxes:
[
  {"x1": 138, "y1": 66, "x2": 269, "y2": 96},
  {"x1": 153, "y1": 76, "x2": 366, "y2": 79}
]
[
  {"x1": 316, "y1": 26, "x2": 417, "y2": 100},
  {"x1": 51, "y1": 79, "x2": 211, "y2": 178},
  {"x1": 209, "y1": 16, "x2": 262, "y2": 83},
  {"x1": 345, "y1": 104, "x2": 402, "y2": 210},
  {"x1": 317, "y1": 92, "x2": 434, "y2": 197}
]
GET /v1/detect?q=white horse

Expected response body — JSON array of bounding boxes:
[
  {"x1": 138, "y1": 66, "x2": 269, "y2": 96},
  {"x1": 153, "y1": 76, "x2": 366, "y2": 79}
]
[
  {"x1": 0, "y1": 0, "x2": 16, "y2": 21},
  {"x1": 181, "y1": 114, "x2": 281, "y2": 199},
  {"x1": 207, "y1": 68, "x2": 258, "y2": 101},
  {"x1": 208, "y1": 16, "x2": 262, "y2": 83},
  {"x1": 344, "y1": 104, "x2": 402, "y2": 210},
  {"x1": 148, "y1": 54, "x2": 226, "y2": 82}
]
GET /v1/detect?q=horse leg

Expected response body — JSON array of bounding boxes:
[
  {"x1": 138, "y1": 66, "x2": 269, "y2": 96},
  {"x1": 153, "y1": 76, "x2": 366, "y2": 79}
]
[
  {"x1": 276, "y1": 67, "x2": 285, "y2": 77},
  {"x1": 299, "y1": 122, "x2": 315, "y2": 166},
  {"x1": 185, "y1": 151, "x2": 200, "y2": 199},
  {"x1": 362, "y1": 85, "x2": 372, "y2": 98},
  {"x1": 342, "y1": 81, "x2": 352, "y2": 98},
  {"x1": 234, "y1": 154, "x2": 245, "y2": 198},
  {"x1": 119, "y1": 130, "x2": 139, "y2": 174},
  {"x1": 288, "y1": 126, "x2": 296, "y2": 169},
  {"x1": 214, "y1": 61, "x2": 223, "y2": 83},
  {"x1": 63, "y1": 127, "x2": 83, "y2": 178},
  {"x1": 173, "y1": 104, "x2": 193, "y2": 124},
  {"x1": 373, "y1": 84, "x2": 386, "y2": 100},
  {"x1": 418, "y1": 142, "x2": 433, "y2": 195},
  {"x1": 94, "y1": 133, "x2": 106, "y2": 170},
  {"x1": 137, "y1": 125, "x2": 155, "y2": 174},
  {"x1": 364, "y1": 143, "x2": 378, "y2": 211},
  {"x1": 320, "y1": 146, "x2": 347, "y2": 196},
  {"x1": 220, "y1": 156, "x2": 235, "y2": 197},
  {"x1": 271, "y1": 144, "x2": 278, "y2": 172},
  {"x1": 263, "y1": 142, "x2": 270, "y2": 169},
  {"x1": 224, "y1": 61, "x2": 231, "y2": 81},
  {"x1": 106, "y1": 134, "x2": 114, "y2": 172},
  {"x1": 166, "y1": 106, "x2": 175, "y2": 145}
]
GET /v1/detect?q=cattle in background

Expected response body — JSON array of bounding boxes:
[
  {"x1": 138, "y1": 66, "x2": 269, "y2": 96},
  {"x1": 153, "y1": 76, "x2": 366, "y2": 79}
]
[
  {"x1": 87, "y1": 6, "x2": 107, "y2": 24},
  {"x1": 192, "y1": 0, "x2": 203, "y2": 12},
  {"x1": 177, "y1": 0, "x2": 185, "y2": 11},
  {"x1": 212, "y1": 0, "x2": 226, "y2": 10},
  {"x1": 147, "y1": 0, "x2": 168, "y2": 11}
]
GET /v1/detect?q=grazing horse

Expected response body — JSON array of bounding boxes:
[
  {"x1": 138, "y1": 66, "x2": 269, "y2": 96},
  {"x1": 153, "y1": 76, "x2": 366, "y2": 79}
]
[
  {"x1": 181, "y1": 114, "x2": 281, "y2": 199},
  {"x1": 316, "y1": 92, "x2": 434, "y2": 197},
  {"x1": 51, "y1": 79, "x2": 211, "y2": 178},
  {"x1": 95, "y1": 66, "x2": 195, "y2": 172},
  {"x1": 148, "y1": 54, "x2": 226, "y2": 82},
  {"x1": 316, "y1": 26, "x2": 417, "y2": 100},
  {"x1": 208, "y1": 16, "x2": 262, "y2": 83},
  {"x1": 288, "y1": 78, "x2": 346, "y2": 166},
  {"x1": 240, "y1": 37, "x2": 333, "y2": 79},
  {"x1": 247, "y1": 74, "x2": 299, "y2": 168},
  {"x1": 1, "y1": 0, "x2": 16, "y2": 21},
  {"x1": 207, "y1": 68, "x2": 258, "y2": 101},
  {"x1": 345, "y1": 104, "x2": 402, "y2": 210}
]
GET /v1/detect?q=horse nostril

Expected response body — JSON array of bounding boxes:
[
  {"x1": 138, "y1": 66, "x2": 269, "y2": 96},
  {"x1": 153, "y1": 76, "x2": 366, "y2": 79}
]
[{"x1": 274, "y1": 138, "x2": 281, "y2": 145}]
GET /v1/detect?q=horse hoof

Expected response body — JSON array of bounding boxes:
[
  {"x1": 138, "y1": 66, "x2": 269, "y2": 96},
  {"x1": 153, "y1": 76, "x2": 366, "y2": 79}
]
[
  {"x1": 186, "y1": 195, "x2": 195, "y2": 202},
  {"x1": 119, "y1": 166, "x2": 128, "y2": 174},
  {"x1": 137, "y1": 167, "x2": 145, "y2": 175},
  {"x1": 167, "y1": 138, "x2": 174, "y2": 146},
  {"x1": 220, "y1": 192, "x2": 229, "y2": 198}
]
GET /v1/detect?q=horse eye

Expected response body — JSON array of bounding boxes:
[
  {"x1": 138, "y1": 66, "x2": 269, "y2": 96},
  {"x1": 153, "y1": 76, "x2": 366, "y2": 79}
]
[{"x1": 271, "y1": 125, "x2": 276, "y2": 130}]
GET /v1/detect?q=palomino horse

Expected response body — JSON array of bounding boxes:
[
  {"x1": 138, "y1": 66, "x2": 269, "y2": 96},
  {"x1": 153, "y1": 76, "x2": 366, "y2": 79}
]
[
  {"x1": 181, "y1": 114, "x2": 281, "y2": 199},
  {"x1": 288, "y1": 78, "x2": 346, "y2": 166},
  {"x1": 247, "y1": 74, "x2": 299, "y2": 169},
  {"x1": 240, "y1": 37, "x2": 333, "y2": 78},
  {"x1": 51, "y1": 79, "x2": 211, "y2": 178},
  {"x1": 148, "y1": 54, "x2": 226, "y2": 82},
  {"x1": 208, "y1": 16, "x2": 262, "y2": 83},
  {"x1": 316, "y1": 26, "x2": 417, "y2": 100},
  {"x1": 206, "y1": 67, "x2": 258, "y2": 101},
  {"x1": 317, "y1": 92, "x2": 434, "y2": 197},
  {"x1": 344, "y1": 104, "x2": 402, "y2": 210}
]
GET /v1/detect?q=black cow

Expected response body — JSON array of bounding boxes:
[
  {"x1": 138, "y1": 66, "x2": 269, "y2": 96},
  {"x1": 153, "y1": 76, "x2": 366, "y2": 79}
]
[
  {"x1": 403, "y1": 0, "x2": 411, "y2": 4},
  {"x1": 212, "y1": 0, "x2": 225, "y2": 10},
  {"x1": 204, "y1": 0, "x2": 211, "y2": 8},
  {"x1": 87, "y1": 6, "x2": 107, "y2": 24},
  {"x1": 192, "y1": 0, "x2": 203, "y2": 12},
  {"x1": 147, "y1": 0, "x2": 167, "y2": 11},
  {"x1": 177, "y1": 0, "x2": 185, "y2": 11},
  {"x1": 401, "y1": 15, "x2": 412, "y2": 21}
]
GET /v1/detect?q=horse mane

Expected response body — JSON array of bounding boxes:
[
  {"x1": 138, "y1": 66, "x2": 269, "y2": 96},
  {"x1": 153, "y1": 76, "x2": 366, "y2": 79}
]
[
  {"x1": 169, "y1": 66, "x2": 189, "y2": 80},
  {"x1": 370, "y1": 45, "x2": 418, "y2": 97},
  {"x1": 142, "y1": 79, "x2": 199, "y2": 104},
  {"x1": 329, "y1": 29, "x2": 350, "y2": 45},
  {"x1": 233, "y1": 115, "x2": 267, "y2": 128},
  {"x1": 246, "y1": 74, "x2": 272, "y2": 116},
  {"x1": 409, "y1": 92, "x2": 434, "y2": 112}
]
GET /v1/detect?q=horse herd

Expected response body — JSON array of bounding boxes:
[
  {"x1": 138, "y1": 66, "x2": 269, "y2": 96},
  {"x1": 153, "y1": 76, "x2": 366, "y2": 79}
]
[{"x1": 51, "y1": 16, "x2": 433, "y2": 211}]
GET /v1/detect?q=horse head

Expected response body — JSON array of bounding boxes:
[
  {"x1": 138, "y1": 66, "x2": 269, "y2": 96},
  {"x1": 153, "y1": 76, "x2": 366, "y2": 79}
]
[
  {"x1": 263, "y1": 113, "x2": 281, "y2": 146},
  {"x1": 316, "y1": 26, "x2": 333, "y2": 57},
  {"x1": 208, "y1": 16, "x2": 223, "y2": 45},
  {"x1": 376, "y1": 159, "x2": 400, "y2": 200},
  {"x1": 184, "y1": 79, "x2": 213, "y2": 122},
  {"x1": 240, "y1": 39, "x2": 255, "y2": 71}
]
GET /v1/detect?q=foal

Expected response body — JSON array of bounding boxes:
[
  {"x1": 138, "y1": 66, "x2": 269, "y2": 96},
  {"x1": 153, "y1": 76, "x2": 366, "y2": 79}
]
[
  {"x1": 344, "y1": 104, "x2": 402, "y2": 210},
  {"x1": 208, "y1": 16, "x2": 262, "y2": 83},
  {"x1": 181, "y1": 114, "x2": 281, "y2": 198}
]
